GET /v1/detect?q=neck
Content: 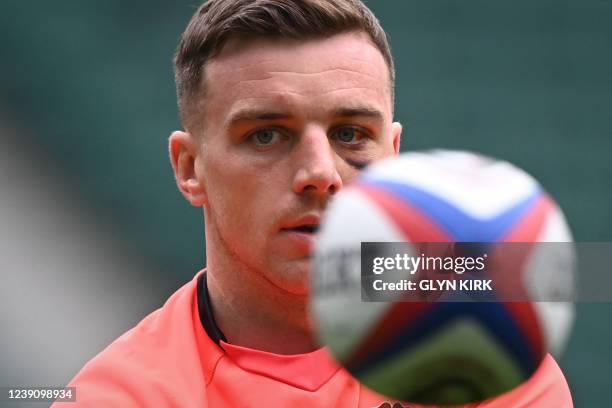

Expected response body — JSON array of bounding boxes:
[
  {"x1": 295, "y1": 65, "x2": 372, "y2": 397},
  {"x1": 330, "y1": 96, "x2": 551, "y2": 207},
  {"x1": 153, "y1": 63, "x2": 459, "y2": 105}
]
[{"x1": 204, "y1": 223, "x2": 318, "y2": 355}]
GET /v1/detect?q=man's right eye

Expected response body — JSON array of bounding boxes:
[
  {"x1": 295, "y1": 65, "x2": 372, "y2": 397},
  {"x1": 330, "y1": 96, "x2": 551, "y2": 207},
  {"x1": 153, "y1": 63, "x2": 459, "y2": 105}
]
[{"x1": 249, "y1": 129, "x2": 283, "y2": 146}]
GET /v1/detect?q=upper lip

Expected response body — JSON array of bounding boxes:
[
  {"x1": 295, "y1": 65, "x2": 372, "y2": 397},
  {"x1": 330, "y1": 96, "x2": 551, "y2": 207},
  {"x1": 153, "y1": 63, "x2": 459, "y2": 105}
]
[{"x1": 281, "y1": 214, "x2": 321, "y2": 232}]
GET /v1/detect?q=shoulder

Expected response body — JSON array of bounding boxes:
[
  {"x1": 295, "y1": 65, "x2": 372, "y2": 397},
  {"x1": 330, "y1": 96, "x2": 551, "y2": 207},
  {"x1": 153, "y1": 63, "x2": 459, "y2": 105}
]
[{"x1": 53, "y1": 272, "x2": 221, "y2": 407}]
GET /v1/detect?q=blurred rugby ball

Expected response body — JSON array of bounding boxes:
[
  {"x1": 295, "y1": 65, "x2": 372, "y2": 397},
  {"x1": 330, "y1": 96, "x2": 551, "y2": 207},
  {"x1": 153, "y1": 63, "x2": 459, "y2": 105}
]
[{"x1": 311, "y1": 150, "x2": 575, "y2": 405}]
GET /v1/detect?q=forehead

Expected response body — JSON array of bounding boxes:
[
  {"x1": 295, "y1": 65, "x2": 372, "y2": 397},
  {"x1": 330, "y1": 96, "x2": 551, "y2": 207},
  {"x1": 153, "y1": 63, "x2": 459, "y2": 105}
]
[{"x1": 202, "y1": 31, "x2": 392, "y2": 128}]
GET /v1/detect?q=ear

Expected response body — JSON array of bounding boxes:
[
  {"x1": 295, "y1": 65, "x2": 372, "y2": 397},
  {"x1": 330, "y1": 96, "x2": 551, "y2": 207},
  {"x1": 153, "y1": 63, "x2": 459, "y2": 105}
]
[
  {"x1": 169, "y1": 130, "x2": 207, "y2": 206},
  {"x1": 391, "y1": 121, "x2": 402, "y2": 156}
]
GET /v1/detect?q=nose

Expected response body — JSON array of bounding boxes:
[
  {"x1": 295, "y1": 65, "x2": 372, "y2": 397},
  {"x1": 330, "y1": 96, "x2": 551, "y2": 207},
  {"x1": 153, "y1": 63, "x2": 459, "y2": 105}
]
[{"x1": 292, "y1": 126, "x2": 343, "y2": 197}]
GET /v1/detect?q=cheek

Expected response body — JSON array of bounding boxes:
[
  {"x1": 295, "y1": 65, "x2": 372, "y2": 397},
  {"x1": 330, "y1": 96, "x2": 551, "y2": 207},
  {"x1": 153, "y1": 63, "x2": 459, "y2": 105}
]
[
  {"x1": 206, "y1": 164, "x2": 273, "y2": 232},
  {"x1": 365, "y1": 144, "x2": 397, "y2": 167},
  {"x1": 340, "y1": 168, "x2": 360, "y2": 185},
  {"x1": 337, "y1": 156, "x2": 366, "y2": 184}
]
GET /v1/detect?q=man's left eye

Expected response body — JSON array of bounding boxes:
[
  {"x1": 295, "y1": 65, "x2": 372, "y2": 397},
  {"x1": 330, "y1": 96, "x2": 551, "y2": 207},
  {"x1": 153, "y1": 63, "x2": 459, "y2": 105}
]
[{"x1": 332, "y1": 127, "x2": 365, "y2": 145}]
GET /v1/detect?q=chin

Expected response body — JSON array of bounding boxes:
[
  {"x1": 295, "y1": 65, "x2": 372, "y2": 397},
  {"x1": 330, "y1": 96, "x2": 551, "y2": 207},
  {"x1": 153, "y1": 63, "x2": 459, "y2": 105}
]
[{"x1": 265, "y1": 258, "x2": 311, "y2": 297}]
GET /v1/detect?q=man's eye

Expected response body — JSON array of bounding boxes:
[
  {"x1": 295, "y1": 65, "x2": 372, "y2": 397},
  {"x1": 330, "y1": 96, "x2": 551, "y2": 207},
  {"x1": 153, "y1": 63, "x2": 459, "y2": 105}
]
[
  {"x1": 250, "y1": 129, "x2": 282, "y2": 145},
  {"x1": 332, "y1": 127, "x2": 366, "y2": 145}
]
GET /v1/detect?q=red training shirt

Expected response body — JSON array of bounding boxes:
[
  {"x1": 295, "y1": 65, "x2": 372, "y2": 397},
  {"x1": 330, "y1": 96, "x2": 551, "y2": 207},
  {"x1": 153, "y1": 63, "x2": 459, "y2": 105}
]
[{"x1": 53, "y1": 271, "x2": 573, "y2": 407}]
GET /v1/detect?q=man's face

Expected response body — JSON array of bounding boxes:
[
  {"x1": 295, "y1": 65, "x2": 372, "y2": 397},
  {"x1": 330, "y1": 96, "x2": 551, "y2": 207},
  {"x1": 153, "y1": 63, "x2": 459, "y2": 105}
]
[{"x1": 188, "y1": 31, "x2": 400, "y2": 296}]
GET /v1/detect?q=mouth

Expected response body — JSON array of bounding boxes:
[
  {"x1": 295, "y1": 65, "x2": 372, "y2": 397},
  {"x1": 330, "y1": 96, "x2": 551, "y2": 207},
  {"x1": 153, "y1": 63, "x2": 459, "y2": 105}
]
[
  {"x1": 287, "y1": 224, "x2": 320, "y2": 234},
  {"x1": 281, "y1": 215, "x2": 321, "y2": 235},
  {"x1": 279, "y1": 216, "x2": 321, "y2": 254}
]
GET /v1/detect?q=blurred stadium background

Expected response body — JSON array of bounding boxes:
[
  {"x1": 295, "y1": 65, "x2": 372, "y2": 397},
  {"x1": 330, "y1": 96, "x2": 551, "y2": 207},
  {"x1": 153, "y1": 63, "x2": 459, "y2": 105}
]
[{"x1": 0, "y1": 0, "x2": 610, "y2": 406}]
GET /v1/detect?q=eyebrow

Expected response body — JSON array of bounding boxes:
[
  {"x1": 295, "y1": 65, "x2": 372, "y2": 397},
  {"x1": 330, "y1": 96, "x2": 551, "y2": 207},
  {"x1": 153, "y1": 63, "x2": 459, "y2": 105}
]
[
  {"x1": 226, "y1": 109, "x2": 292, "y2": 126},
  {"x1": 331, "y1": 106, "x2": 385, "y2": 122},
  {"x1": 226, "y1": 105, "x2": 385, "y2": 128}
]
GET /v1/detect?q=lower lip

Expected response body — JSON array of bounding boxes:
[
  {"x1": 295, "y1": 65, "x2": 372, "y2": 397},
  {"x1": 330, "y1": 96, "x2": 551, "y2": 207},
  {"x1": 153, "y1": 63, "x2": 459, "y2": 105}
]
[{"x1": 281, "y1": 230, "x2": 316, "y2": 252}]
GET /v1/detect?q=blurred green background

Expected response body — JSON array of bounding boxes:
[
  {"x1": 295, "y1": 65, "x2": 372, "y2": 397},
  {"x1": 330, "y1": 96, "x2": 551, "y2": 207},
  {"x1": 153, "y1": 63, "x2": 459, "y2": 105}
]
[{"x1": 0, "y1": 0, "x2": 610, "y2": 405}]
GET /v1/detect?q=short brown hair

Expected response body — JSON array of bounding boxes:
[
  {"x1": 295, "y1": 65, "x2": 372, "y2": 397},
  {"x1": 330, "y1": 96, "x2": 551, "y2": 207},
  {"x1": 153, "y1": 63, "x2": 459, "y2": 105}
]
[{"x1": 174, "y1": 0, "x2": 394, "y2": 131}]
